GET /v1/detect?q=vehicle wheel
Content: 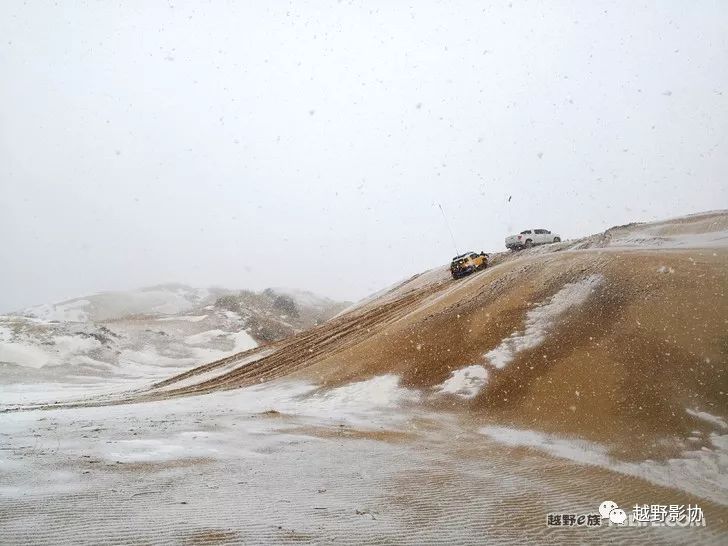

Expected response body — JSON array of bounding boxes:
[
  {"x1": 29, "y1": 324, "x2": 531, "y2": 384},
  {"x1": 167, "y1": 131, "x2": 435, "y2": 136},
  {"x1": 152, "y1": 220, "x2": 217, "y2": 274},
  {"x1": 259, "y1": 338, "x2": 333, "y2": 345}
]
[
  {"x1": 524, "y1": 239, "x2": 533, "y2": 248},
  {"x1": 553, "y1": 237, "x2": 561, "y2": 243}
]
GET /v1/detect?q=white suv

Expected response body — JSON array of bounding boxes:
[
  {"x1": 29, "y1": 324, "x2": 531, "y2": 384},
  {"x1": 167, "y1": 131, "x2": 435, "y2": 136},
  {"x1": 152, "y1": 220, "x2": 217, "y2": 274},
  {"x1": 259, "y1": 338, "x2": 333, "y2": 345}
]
[{"x1": 505, "y1": 229, "x2": 561, "y2": 250}]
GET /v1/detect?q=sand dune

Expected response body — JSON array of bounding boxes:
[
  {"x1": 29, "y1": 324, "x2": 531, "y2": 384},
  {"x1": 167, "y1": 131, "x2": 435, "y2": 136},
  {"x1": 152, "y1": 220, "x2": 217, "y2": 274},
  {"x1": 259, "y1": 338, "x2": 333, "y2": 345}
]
[
  {"x1": 2, "y1": 211, "x2": 727, "y2": 543},
  {"x1": 146, "y1": 213, "x2": 727, "y2": 456}
]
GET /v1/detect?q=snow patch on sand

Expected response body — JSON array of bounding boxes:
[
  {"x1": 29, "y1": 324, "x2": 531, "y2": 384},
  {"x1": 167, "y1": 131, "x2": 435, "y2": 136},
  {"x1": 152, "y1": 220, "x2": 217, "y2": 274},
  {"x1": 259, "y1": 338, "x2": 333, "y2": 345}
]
[
  {"x1": 119, "y1": 349, "x2": 194, "y2": 369},
  {"x1": 0, "y1": 326, "x2": 13, "y2": 342},
  {"x1": 184, "y1": 329, "x2": 256, "y2": 353},
  {"x1": 629, "y1": 433, "x2": 728, "y2": 506},
  {"x1": 52, "y1": 335, "x2": 101, "y2": 355},
  {"x1": 185, "y1": 329, "x2": 228, "y2": 345},
  {"x1": 157, "y1": 348, "x2": 275, "y2": 391},
  {"x1": 102, "y1": 436, "x2": 228, "y2": 463},
  {"x1": 480, "y1": 426, "x2": 610, "y2": 466},
  {"x1": 480, "y1": 425, "x2": 728, "y2": 506},
  {"x1": 0, "y1": 341, "x2": 50, "y2": 369},
  {"x1": 157, "y1": 314, "x2": 208, "y2": 322},
  {"x1": 436, "y1": 365, "x2": 488, "y2": 399},
  {"x1": 308, "y1": 374, "x2": 419, "y2": 411},
  {"x1": 687, "y1": 408, "x2": 728, "y2": 430},
  {"x1": 609, "y1": 229, "x2": 728, "y2": 249},
  {"x1": 0, "y1": 375, "x2": 419, "y2": 483},
  {"x1": 484, "y1": 274, "x2": 603, "y2": 368}
]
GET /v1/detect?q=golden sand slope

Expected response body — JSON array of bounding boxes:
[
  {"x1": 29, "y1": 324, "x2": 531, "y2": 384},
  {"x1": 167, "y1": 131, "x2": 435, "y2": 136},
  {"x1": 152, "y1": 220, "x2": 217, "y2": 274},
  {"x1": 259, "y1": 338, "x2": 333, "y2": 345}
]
[{"x1": 144, "y1": 211, "x2": 727, "y2": 459}]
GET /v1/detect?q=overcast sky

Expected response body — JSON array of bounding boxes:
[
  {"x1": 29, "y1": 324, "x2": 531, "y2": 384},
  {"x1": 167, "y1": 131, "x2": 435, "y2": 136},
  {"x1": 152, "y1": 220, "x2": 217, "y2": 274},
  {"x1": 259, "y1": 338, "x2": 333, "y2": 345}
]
[{"x1": 1, "y1": 1, "x2": 726, "y2": 311}]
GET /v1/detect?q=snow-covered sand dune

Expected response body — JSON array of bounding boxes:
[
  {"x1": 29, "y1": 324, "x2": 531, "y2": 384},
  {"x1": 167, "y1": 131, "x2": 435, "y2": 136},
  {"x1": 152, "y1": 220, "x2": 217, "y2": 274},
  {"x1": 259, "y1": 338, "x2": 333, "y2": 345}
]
[{"x1": 2, "y1": 211, "x2": 728, "y2": 543}]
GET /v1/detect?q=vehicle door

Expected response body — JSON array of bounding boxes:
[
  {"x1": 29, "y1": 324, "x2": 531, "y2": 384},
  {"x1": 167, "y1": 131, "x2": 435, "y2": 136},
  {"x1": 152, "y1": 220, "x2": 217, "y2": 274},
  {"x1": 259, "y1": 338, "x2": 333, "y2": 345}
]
[{"x1": 534, "y1": 229, "x2": 548, "y2": 244}]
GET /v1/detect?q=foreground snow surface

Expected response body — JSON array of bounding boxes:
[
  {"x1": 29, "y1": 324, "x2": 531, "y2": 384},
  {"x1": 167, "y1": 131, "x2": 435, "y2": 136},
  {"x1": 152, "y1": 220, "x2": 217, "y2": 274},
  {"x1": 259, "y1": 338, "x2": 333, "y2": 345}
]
[{"x1": 2, "y1": 377, "x2": 728, "y2": 544}]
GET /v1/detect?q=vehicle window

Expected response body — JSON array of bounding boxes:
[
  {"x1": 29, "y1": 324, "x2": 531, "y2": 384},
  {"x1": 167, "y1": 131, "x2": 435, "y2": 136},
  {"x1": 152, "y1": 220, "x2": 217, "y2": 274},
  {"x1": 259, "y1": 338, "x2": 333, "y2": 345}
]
[
  {"x1": 535, "y1": 229, "x2": 546, "y2": 234},
  {"x1": 520, "y1": 230, "x2": 531, "y2": 234}
]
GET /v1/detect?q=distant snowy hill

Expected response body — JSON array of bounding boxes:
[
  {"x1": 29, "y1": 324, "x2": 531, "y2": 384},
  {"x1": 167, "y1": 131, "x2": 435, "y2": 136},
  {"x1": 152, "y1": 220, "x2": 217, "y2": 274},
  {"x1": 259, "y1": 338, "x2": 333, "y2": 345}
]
[
  {"x1": 266, "y1": 287, "x2": 342, "y2": 311},
  {"x1": 0, "y1": 284, "x2": 347, "y2": 405},
  {"x1": 20, "y1": 284, "x2": 216, "y2": 322}
]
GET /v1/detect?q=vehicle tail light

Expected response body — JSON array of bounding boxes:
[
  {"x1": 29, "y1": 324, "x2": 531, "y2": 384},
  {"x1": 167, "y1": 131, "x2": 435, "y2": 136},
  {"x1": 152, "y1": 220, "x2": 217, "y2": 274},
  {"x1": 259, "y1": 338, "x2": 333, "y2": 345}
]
[{"x1": 517, "y1": 235, "x2": 522, "y2": 240}]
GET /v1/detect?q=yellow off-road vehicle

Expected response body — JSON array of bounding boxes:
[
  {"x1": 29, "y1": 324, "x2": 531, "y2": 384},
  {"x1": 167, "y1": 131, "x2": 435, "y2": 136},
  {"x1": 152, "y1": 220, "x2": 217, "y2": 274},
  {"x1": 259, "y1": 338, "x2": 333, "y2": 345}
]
[{"x1": 450, "y1": 251, "x2": 488, "y2": 279}]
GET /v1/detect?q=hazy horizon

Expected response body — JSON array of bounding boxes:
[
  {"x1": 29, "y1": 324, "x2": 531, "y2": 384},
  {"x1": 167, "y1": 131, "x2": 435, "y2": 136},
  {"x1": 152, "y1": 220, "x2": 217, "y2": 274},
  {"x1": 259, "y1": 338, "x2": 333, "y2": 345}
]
[{"x1": 2, "y1": 1, "x2": 726, "y2": 312}]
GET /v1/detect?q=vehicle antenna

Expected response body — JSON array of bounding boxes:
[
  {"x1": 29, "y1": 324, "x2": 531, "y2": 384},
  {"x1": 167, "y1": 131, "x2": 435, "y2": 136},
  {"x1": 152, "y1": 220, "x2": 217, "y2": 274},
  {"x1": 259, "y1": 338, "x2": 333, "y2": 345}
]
[{"x1": 437, "y1": 202, "x2": 460, "y2": 256}]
